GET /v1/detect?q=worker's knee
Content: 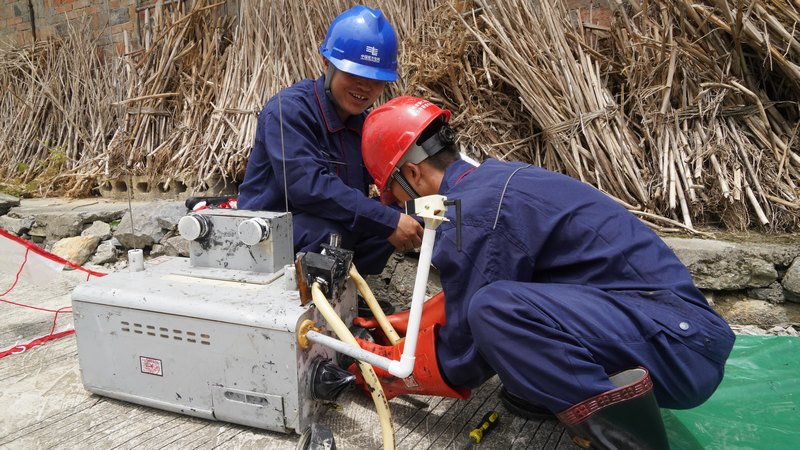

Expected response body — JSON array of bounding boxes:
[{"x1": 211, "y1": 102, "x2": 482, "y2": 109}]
[
  {"x1": 648, "y1": 335, "x2": 728, "y2": 409},
  {"x1": 468, "y1": 282, "x2": 512, "y2": 319},
  {"x1": 467, "y1": 281, "x2": 552, "y2": 344}
]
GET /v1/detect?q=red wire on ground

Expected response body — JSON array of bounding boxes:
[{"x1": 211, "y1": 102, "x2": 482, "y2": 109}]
[
  {"x1": 0, "y1": 330, "x2": 76, "y2": 359},
  {"x1": 0, "y1": 228, "x2": 107, "y2": 279},
  {"x1": 0, "y1": 229, "x2": 106, "y2": 359}
]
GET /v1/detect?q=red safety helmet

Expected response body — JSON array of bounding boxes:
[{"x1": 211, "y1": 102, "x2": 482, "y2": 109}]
[{"x1": 362, "y1": 96, "x2": 452, "y2": 204}]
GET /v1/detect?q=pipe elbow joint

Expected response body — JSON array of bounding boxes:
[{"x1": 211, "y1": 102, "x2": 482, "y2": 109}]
[{"x1": 388, "y1": 355, "x2": 415, "y2": 379}]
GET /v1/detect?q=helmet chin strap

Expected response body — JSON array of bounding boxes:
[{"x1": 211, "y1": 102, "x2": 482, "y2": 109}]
[
  {"x1": 324, "y1": 65, "x2": 343, "y2": 112},
  {"x1": 391, "y1": 169, "x2": 420, "y2": 200}
]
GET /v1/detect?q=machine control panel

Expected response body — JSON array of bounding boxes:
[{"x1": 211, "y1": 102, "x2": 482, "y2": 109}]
[{"x1": 181, "y1": 209, "x2": 292, "y2": 274}]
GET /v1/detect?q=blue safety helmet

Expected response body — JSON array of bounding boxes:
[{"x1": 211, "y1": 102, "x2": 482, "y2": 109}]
[{"x1": 320, "y1": 5, "x2": 398, "y2": 82}]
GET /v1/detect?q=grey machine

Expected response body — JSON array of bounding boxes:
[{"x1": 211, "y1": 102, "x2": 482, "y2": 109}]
[{"x1": 72, "y1": 208, "x2": 357, "y2": 434}]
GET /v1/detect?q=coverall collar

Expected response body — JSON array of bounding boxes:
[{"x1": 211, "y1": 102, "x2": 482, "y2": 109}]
[
  {"x1": 313, "y1": 75, "x2": 365, "y2": 134},
  {"x1": 439, "y1": 159, "x2": 477, "y2": 195}
]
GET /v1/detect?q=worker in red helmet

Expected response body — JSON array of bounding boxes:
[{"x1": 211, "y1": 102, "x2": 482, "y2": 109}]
[
  {"x1": 238, "y1": 6, "x2": 422, "y2": 277},
  {"x1": 351, "y1": 96, "x2": 735, "y2": 450}
]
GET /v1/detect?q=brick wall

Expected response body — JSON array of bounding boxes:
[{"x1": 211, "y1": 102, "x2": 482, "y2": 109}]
[
  {"x1": 2, "y1": 1, "x2": 611, "y2": 54},
  {"x1": 0, "y1": 0, "x2": 147, "y2": 56},
  {"x1": 566, "y1": 0, "x2": 612, "y2": 28},
  {"x1": 1, "y1": 0, "x2": 37, "y2": 47}
]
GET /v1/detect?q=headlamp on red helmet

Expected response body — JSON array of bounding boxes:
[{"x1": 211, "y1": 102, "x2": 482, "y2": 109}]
[
  {"x1": 399, "y1": 123, "x2": 456, "y2": 166},
  {"x1": 385, "y1": 122, "x2": 455, "y2": 201}
]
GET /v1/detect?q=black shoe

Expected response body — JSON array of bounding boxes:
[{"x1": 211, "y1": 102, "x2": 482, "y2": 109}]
[
  {"x1": 499, "y1": 386, "x2": 556, "y2": 420},
  {"x1": 357, "y1": 296, "x2": 395, "y2": 318}
]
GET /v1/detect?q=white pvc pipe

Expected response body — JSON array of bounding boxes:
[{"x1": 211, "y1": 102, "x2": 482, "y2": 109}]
[
  {"x1": 387, "y1": 221, "x2": 438, "y2": 379},
  {"x1": 128, "y1": 249, "x2": 144, "y2": 272},
  {"x1": 304, "y1": 196, "x2": 448, "y2": 380},
  {"x1": 306, "y1": 330, "x2": 394, "y2": 370}
]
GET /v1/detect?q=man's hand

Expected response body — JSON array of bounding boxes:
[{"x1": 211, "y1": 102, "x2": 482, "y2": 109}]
[{"x1": 387, "y1": 213, "x2": 423, "y2": 251}]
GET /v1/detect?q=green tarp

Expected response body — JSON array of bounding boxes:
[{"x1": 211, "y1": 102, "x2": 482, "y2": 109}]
[{"x1": 666, "y1": 335, "x2": 799, "y2": 449}]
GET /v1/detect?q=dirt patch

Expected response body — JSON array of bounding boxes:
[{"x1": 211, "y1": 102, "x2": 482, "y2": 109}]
[
  {"x1": 663, "y1": 229, "x2": 800, "y2": 245},
  {"x1": 711, "y1": 293, "x2": 800, "y2": 327}
]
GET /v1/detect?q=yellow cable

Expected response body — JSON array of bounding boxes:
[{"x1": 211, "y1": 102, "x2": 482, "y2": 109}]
[
  {"x1": 311, "y1": 282, "x2": 395, "y2": 450},
  {"x1": 348, "y1": 264, "x2": 402, "y2": 345}
]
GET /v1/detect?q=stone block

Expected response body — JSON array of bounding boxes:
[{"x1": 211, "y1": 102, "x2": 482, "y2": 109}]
[
  {"x1": 97, "y1": 175, "x2": 237, "y2": 201},
  {"x1": 666, "y1": 237, "x2": 781, "y2": 290},
  {"x1": 0, "y1": 215, "x2": 34, "y2": 235},
  {"x1": 0, "y1": 193, "x2": 20, "y2": 216},
  {"x1": 781, "y1": 258, "x2": 800, "y2": 303},
  {"x1": 81, "y1": 220, "x2": 112, "y2": 240},
  {"x1": 90, "y1": 240, "x2": 118, "y2": 265},
  {"x1": 748, "y1": 282, "x2": 785, "y2": 304},
  {"x1": 113, "y1": 201, "x2": 186, "y2": 249},
  {"x1": 51, "y1": 235, "x2": 100, "y2": 266}
]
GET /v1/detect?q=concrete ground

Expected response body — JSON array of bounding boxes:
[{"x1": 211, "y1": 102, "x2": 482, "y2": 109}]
[{"x1": 2, "y1": 196, "x2": 796, "y2": 449}]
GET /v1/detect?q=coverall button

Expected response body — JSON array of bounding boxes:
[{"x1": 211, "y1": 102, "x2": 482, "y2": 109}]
[{"x1": 679, "y1": 321, "x2": 690, "y2": 330}]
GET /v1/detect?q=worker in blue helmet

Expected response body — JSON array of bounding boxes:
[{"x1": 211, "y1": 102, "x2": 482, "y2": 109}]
[{"x1": 238, "y1": 6, "x2": 422, "y2": 279}]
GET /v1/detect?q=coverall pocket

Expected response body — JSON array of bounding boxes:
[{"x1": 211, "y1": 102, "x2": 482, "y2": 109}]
[
  {"x1": 630, "y1": 290, "x2": 733, "y2": 364},
  {"x1": 317, "y1": 147, "x2": 347, "y2": 173}
]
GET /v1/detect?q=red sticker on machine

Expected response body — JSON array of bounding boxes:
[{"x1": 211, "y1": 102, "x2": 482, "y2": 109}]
[{"x1": 140, "y1": 356, "x2": 163, "y2": 376}]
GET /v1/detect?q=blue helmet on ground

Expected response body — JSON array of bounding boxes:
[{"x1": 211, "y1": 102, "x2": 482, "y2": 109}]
[{"x1": 320, "y1": 5, "x2": 398, "y2": 82}]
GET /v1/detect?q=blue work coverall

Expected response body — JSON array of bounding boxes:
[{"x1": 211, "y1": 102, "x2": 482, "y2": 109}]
[
  {"x1": 238, "y1": 76, "x2": 398, "y2": 274},
  {"x1": 432, "y1": 159, "x2": 735, "y2": 413}
]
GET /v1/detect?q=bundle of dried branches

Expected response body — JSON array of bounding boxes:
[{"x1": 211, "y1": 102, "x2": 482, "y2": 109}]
[
  {"x1": 404, "y1": 0, "x2": 799, "y2": 231},
  {"x1": 400, "y1": 3, "x2": 538, "y2": 164},
  {"x1": 606, "y1": 0, "x2": 800, "y2": 230},
  {"x1": 449, "y1": 1, "x2": 651, "y2": 210},
  {"x1": 101, "y1": 0, "x2": 235, "y2": 193},
  {"x1": 0, "y1": 19, "x2": 116, "y2": 196},
  {"x1": 1, "y1": 0, "x2": 798, "y2": 232}
]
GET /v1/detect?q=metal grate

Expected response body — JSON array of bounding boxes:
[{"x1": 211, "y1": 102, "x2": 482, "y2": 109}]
[
  {"x1": 120, "y1": 321, "x2": 211, "y2": 345},
  {"x1": 224, "y1": 390, "x2": 270, "y2": 406}
]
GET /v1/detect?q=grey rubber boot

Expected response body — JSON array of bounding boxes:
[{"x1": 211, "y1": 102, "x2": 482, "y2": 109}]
[{"x1": 556, "y1": 367, "x2": 670, "y2": 450}]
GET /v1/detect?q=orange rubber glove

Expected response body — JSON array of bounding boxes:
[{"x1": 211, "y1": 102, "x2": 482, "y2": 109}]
[
  {"x1": 352, "y1": 290, "x2": 446, "y2": 342},
  {"x1": 348, "y1": 325, "x2": 471, "y2": 401}
]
